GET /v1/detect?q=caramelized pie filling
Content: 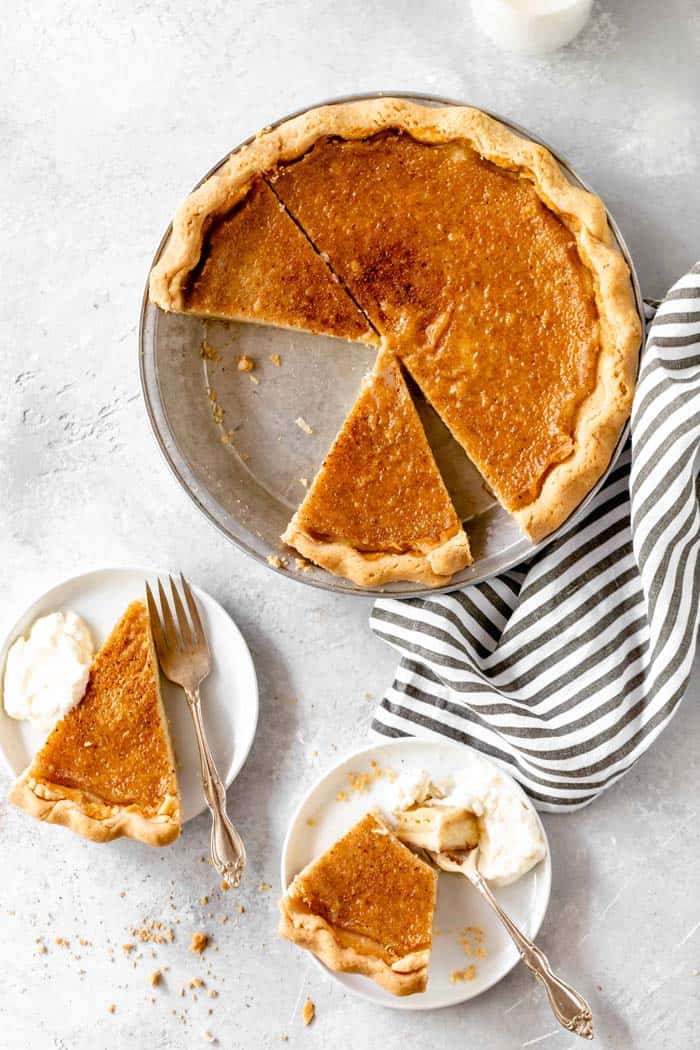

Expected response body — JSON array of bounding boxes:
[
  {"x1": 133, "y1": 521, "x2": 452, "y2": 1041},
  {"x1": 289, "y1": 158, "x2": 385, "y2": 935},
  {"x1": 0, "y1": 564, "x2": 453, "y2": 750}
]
[
  {"x1": 31, "y1": 603, "x2": 176, "y2": 812},
  {"x1": 269, "y1": 132, "x2": 601, "y2": 510},
  {"x1": 290, "y1": 814, "x2": 436, "y2": 958},
  {"x1": 293, "y1": 352, "x2": 462, "y2": 551},
  {"x1": 184, "y1": 178, "x2": 374, "y2": 343}
]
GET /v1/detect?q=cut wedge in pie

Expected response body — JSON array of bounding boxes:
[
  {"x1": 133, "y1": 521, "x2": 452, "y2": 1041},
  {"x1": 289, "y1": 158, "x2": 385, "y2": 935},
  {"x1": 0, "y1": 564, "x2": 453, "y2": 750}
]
[
  {"x1": 150, "y1": 176, "x2": 375, "y2": 344},
  {"x1": 9, "y1": 601, "x2": 181, "y2": 846},
  {"x1": 282, "y1": 350, "x2": 471, "y2": 586},
  {"x1": 149, "y1": 98, "x2": 641, "y2": 583},
  {"x1": 279, "y1": 812, "x2": 438, "y2": 996}
]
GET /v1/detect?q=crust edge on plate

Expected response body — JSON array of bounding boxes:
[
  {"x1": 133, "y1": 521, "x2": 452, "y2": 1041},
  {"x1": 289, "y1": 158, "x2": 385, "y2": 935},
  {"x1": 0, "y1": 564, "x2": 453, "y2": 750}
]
[
  {"x1": 282, "y1": 519, "x2": 472, "y2": 587},
  {"x1": 8, "y1": 774, "x2": 181, "y2": 847},
  {"x1": 278, "y1": 896, "x2": 430, "y2": 997},
  {"x1": 149, "y1": 97, "x2": 641, "y2": 547}
]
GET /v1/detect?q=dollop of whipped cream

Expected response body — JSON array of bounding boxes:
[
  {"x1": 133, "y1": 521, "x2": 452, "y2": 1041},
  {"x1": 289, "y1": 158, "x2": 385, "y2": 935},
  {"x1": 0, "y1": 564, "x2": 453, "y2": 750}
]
[
  {"x1": 389, "y1": 762, "x2": 546, "y2": 886},
  {"x1": 3, "y1": 612, "x2": 94, "y2": 733}
]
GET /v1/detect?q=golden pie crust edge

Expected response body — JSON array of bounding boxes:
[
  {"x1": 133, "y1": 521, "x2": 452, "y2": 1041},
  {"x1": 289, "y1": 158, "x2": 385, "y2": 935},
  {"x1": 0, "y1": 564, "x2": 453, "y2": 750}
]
[
  {"x1": 149, "y1": 97, "x2": 641, "y2": 542},
  {"x1": 282, "y1": 517, "x2": 471, "y2": 587},
  {"x1": 278, "y1": 895, "x2": 430, "y2": 996},
  {"x1": 8, "y1": 775, "x2": 180, "y2": 846}
]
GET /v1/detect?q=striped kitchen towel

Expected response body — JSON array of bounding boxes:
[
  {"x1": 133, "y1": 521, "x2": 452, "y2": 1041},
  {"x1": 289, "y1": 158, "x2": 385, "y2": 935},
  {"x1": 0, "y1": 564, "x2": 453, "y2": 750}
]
[{"x1": 369, "y1": 265, "x2": 700, "y2": 811}]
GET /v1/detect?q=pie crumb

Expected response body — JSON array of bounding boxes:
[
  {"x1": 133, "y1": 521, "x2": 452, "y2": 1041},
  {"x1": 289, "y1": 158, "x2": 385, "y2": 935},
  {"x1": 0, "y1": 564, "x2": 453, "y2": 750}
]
[
  {"x1": 108, "y1": 1004, "x2": 116, "y2": 1014},
  {"x1": 237, "y1": 354, "x2": 255, "y2": 372},
  {"x1": 209, "y1": 989, "x2": 218, "y2": 999},
  {"x1": 295, "y1": 416, "x2": 313, "y2": 435},
  {"x1": 450, "y1": 965, "x2": 476, "y2": 983},
  {"x1": 220, "y1": 881, "x2": 230, "y2": 892},
  {"x1": 200, "y1": 341, "x2": 220, "y2": 362},
  {"x1": 270, "y1": 354, "x2": 281, "y2": 367},
  {"x1": 203, "y1": 1032, "x2": 216, "y2": 1044},
  {"x1": 302, "y1": 999, "x2": 315, "y2": 1026},
  {"x1": 149, "y1": 970, "x2": 162, "y2": 987},
  {"x1": 258, "y1": 882, "x2": 271, "y2": 892},
  {"x1": 200, "y1": 896, "x2": 209, "y2": 906},
  {"x1": 299, "y1": 477, "x2": 309, "y2": 488},
  {"x1": 306, "y1": 818, "x2": 316, "y2": 827},
  {"x1": 295, "y1": 557, "x2": 312, "y2": 572},
  {"x1": 36, "y1": 943, "x2": 47, "y2": 955},
  {"x1": 189, "y1": 977, "x2": 205, "y2": 989},
  {"x1": 267, "y1": 555, "x2": 284, "y2": 570},
  {"x1": 236, "y1": 905, "x2": 245, "y2": 914},
  {"x1": 190, "y1": 932, "x2": 209, "y2": 955},
  {"x1": 280, "y1": 1036, "x2": 289, "y2": 1043},
  {"x1": 248, "y1": 374, "x2": 259, "y2": 385}
]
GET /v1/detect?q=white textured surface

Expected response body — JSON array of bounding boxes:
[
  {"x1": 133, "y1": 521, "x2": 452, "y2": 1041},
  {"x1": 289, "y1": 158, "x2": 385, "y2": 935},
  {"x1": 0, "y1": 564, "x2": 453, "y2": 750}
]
[{"x1": 1, "y1": 1, "x2": 699, "y2": 1047}]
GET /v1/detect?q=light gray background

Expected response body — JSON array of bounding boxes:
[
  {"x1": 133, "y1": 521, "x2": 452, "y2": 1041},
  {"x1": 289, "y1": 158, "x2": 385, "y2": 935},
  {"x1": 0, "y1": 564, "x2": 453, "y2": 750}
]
[{"x1": 1, "y1": 2, "x2": 698, "y2": 1048}]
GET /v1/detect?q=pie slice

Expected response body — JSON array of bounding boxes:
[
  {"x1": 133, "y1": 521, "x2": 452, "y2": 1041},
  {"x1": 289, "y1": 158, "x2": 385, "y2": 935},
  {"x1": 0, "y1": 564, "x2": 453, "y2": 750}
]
[
  {"x1": 9, "y1": 601, "x2": 181, "y2": 846},
  {"x1": 150, "y1": 176, "x2": 375, "y2": 343},
  {"x1": 282, "y1": 349, "x2": 471, "y2": 586},
  {"x1": 279, "y1": 812, "x2": 437, "y2": 996}
]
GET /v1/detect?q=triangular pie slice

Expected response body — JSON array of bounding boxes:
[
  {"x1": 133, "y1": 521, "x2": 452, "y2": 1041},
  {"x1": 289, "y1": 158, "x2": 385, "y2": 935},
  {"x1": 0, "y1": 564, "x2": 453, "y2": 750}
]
[
  {"x1": 279, "y1": 812, "x2": 437, "y2": 996},
  {"x1": 150, "y1": 176, "x2": 375, "y2": 344},
  {"x1": 282, "y1": 349, "x2": 471, "y2": 586},
  {"x1": 9, "y1": 601, "x2": 181, "y2": 846}
]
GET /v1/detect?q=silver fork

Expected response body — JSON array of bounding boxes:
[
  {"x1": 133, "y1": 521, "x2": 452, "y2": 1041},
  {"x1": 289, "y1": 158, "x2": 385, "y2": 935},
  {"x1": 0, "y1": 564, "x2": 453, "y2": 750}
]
[
  {"x1": 424, "y1": 847, "x2": 593, "y2": 1039},
  {"x1": 146, "y1": 575, "x2": 246, "y2": 887}
]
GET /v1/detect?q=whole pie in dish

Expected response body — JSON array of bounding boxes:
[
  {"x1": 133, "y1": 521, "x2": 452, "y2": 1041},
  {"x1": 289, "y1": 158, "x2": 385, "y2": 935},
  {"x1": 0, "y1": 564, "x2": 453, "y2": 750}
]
[
  {"x1": 149, "y1": 98, "x2": 641, "y2": 582},
  {"x1": 279, "y1": 812, "x2": 437, "y2": 996},
  {"x1": 9, "y1": 601, "x2": 181, "y2": 846},
  {"x1": 283, "y1": 349, "x2": 471, "y2": 586}
]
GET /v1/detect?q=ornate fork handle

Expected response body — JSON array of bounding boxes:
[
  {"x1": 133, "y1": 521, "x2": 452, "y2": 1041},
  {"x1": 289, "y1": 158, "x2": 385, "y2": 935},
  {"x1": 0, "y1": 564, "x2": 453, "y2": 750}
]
[
  {"x1": 185, "y1": 686, "x2": 247, "y2": 887},
  {"x1": 467, "y1": 868, "x2": 593, "y2": 1039}
]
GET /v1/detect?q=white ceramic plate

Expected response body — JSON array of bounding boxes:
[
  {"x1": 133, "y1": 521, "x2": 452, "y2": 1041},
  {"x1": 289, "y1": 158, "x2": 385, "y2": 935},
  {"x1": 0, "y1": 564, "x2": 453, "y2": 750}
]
[
  {"x1": 281, "y1": 738, "x2": 551, "y2": 1010},
  {"x1": 0, "y1": 567, "x2": 258, "y2": 823}
]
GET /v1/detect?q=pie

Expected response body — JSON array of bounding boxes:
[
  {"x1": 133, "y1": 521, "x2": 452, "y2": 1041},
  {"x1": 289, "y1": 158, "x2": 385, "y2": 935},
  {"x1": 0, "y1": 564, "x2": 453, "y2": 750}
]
[
  {"x1": 392, "y1": 801, "x2": 480, "y2": 854},
  {"x1": 9, "y1": 601, "x2": 181, "y2": 846},
  {"x1": 279, "y1": 812, "x2": 437, "y2": 996},
  {"x1": 283, "y1": 349, "x2": 471, "y2": 585},
  {"x1": 149, "y1": 98, "x2": 641, "y2": 580}
]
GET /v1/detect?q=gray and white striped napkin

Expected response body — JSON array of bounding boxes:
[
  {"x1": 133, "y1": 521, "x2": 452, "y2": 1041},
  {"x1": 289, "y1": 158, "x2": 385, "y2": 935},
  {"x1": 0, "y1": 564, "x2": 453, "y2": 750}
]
[{"x1": 370, "y1": 265, "x2": 700, "y2": 811}]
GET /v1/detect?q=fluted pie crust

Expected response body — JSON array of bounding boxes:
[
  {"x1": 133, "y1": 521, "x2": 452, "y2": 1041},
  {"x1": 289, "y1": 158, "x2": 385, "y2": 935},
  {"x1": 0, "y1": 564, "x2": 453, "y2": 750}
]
[
  {"x1": 149, "y1": 98, "x2": 641, "y2": 574},
  {"x1": 9, "y1": 602, "x2": 181, "y2": 847},
  {"x1": 279, "y1": 813, "x2": 437, "y2": 996}
]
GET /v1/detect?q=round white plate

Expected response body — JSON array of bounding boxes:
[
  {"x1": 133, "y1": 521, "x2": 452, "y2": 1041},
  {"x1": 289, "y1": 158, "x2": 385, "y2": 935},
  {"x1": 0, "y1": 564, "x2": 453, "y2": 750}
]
[
  {"x1": 0, "y1": 567, "x2": 258, "y2": 823},
  {"x1": 281, "y1": 738, "x2": 551, "y2": 1010}
]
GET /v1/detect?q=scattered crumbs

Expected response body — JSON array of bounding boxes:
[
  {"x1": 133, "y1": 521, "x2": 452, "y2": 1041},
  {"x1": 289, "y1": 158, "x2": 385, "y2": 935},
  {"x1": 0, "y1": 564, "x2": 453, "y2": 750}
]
[
  {"x1": 149, "y1": 971, "x2": 162, "y2": 987},
  {"x1": 236, "y1": 905, "x2": 245, "y2": 914},
  {"x1": 459, "y1": 925, "x2": 486, "y2": 959},
  {"x1": 270, "y1": 353, "x2": 281, "y2": 367},
  {"x1": 36, "y1": 943, "x2": 47, "y2": 955},
  {"x1": 295, "y1": 557, "x2": 312, "y2": 572},
  {"x1": 450, "y1": 965, "x2": 476, "y2": 983},
  {"x1": 302, "y1": 999, "x2": 315, "y2": 1026},
  {"x1": 189, "y1": 978, "x2": 205, "y2": 989},
  {"x1": 248, "y1": 373, "x2": 259, "y2": 385},
  {"x1": 335, "y1": 790, "x2": 348, "y2": 803},
  {"x1": 208, "y1": 388, "x2": 224, "y2": 426},
  {"x1": 122, "y1": 943, "x2": 135, "y2": 954},
  {"x1": 258, "y1": 882, "x2": 271, "y2": 893},
  {"x1": 209, "y1": 989, "x2": 218, "y2": 999},
  {"x1": 348, "y1": 771, "x2": 373, "y2": 794},
  {"x1": 55, "y1": 937, "x2": 69, "y2": 948},
  {"x1": 190, "y1": 932, "x2": 209, "y2": 955},
  {"x1": 299, "y1": 477, "x2": 309, "y2": 488},
  {"x1": 295, "y1": 416, "x2": 313, "y2": 435},
  {"x1": 131, "y1": 921, "x2": 175, "y2": 945},
  {"x1": 200, "y1": 897, "x2": 209, "y2": 906},
  {"x1": 220, "y1": 881, "x2": 230, "y2": 893},
  {"x1": 108, "y1": 1004, "x2": 116, "y2": 1014},
  {"x1": 306, "y1": 818, "x2": 316, "y2": 828},
  {"x1": 237, "y1": 354, "x2": 255, "y2": 372},
  {"x1": 200, "y1": 341, "x2": 220, "y2": 362},
  {"x1": 179, "y1": 988, "x2": 186, "y2": 998},
  {"x1": 267, "y1": 555, "x2": 285, "y2": 570}
]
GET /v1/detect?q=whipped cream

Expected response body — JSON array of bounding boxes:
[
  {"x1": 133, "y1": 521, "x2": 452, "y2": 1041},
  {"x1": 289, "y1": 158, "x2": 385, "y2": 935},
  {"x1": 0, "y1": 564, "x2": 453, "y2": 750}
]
[
  {"x1": 389, "y1": 762, "x2": 546, "y2": 886},
  {"x1": 3, "y1": 612, "x2": 94, "y2": 733}
]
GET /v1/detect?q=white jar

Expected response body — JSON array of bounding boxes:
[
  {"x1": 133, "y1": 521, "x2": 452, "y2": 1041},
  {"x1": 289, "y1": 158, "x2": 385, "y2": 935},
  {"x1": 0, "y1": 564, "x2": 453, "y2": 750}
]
[{"x1": 471, "y1": 0, "x2": 593, "y2": 55}]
